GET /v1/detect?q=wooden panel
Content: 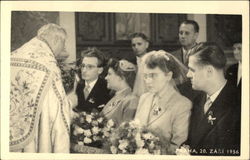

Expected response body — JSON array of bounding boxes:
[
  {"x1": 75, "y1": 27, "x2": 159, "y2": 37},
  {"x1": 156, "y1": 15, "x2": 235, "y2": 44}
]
[
  {"x1": 75, "y1": 12, "x2": 114, "y2": 45},
  {"x1": 151, "y1": 14, "x2": 186, "y2": 45},
  {"x1": 207, "y1": 14, "x2": 242, "y2": 65},
  {"x1": 207, "y1": 14, "x2": 242, "y2": 49},
  {"x1": 11, "y1": 11, "x2": 59, "y2": 51},
  {"x1": 76, "y1": 12, "x2": 187, "y2": 60}
]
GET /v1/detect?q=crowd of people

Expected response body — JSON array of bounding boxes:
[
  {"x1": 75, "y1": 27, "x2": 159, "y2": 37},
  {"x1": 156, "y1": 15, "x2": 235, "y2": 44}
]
[{"x1": 10, "y1": 20, "x2": 241, "y2": 156}]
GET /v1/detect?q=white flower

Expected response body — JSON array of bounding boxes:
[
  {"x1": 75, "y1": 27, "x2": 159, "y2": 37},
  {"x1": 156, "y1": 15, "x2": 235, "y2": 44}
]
[
  {"x1": 80, "y1": 111, "x2": 87, "y2": 116},
  {"x1": 110, "y1": 146, "x2": 117, "y2": 154},
  {"x1": 86, "y1": 115, "x2": 93, "y2": 123},
  {"x1": 135, "y1": 133, "x2": 144, "y2": 148},
  {"x1": 103, "y1": 130, "x2": 110, "y2": 137},
  {"x1": 176, "y1": 146, "x2": 190, "y2": 156},
  {"x1": 118, "y1": 139, "x2": 129, "y2": 150},
  {"x1": 107, "y1": 119, "x2": 115, "y2": 128},
  {"x1": 149, "y1": 141, "x2": 155, "y2": 149},
  {"x1": 83, "y1": 137, "x2": 92, "y2": 144},
  {"x1": 153, "y1": 149, "x2": 161, "y2": 155},
  {"x1": 129, "y1": 119, "x2": 141, "y2": 128},
  {"x1": 97, "y1": 117, "x2": 104, "y2": 123},
  {"x1": 92, "y1": 126, "x2": 100, "y2": 135},
  {"x1": 74, "y1": 125, "x2": 84, "y2": 134},
  {"x1": 122, "y1": 149, "x2": 127, "y2": 154},
  {"x1": 135, "y1": 148, "x2": 150, "y2": 154},
  {"x1": 142, "y1": 132, "x2": 154, "y2": 140},
  {"x1": 78, "y1": 141, "x2": 84, "y2": 145},
  {"x1": 83, "y1": 129, "x2": 92, "y2": 137}
]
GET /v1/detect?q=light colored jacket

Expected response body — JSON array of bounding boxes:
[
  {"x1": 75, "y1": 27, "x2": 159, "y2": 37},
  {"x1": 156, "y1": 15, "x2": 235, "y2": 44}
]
[
  {"x1": 102, "y1": 88, "x2": 138, "y2": 127},
  {"x1": 135, "y1": 86, "x2": 192, "y2": 154}
]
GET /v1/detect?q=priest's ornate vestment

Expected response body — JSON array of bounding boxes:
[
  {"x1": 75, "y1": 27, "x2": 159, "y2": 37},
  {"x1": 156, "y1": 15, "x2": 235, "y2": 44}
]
[{"x1": 10, "y1": 38, "x2": 71, "y2": 152}]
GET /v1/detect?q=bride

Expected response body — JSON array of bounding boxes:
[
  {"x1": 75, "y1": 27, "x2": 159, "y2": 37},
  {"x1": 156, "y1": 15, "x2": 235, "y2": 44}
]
[{"x1": 134, "y1": 50, "x2": 192, "y2": 154}]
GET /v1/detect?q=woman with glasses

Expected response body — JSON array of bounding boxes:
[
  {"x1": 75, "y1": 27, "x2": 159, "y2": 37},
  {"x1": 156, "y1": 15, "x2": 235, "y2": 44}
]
[
  {"x1": 134, "y1": 50, "x2": 192, "y2": 154},
  {"x1": 101, "y1": 58, "x2": 138, "y2": 127}
]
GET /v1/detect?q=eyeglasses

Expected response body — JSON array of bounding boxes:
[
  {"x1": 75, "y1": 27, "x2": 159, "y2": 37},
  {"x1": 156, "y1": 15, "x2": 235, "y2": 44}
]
[
  {"x1": 143, "y1": 72, "x2": 163, "y2": 80},
  {"x1": 80, "y1": 64, "x2": 98, "y2": 70}
]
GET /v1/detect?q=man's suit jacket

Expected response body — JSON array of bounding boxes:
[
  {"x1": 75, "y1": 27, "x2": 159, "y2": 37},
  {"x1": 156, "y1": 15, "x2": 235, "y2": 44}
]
[
  {"x1": 172, "y1": 48, "x2": 184, "y2": 64},
  {"x1": 75, "y1": 78, "x2": 112, "y2": 113},
  {"x1": 226, "y1": 63, "x2": 241, "y2": 105},
  {"x1": 187, "y1": 81, "x2": 240, "y2": 156},
  {"x1": 135, "y1": 88, "x2": 192, "y2": 154}
]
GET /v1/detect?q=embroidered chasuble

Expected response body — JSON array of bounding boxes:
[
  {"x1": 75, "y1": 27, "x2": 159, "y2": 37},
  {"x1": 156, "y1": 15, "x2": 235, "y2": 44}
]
[{"x1": 10, "y1": 38, "x2": 71, "y2": 153}]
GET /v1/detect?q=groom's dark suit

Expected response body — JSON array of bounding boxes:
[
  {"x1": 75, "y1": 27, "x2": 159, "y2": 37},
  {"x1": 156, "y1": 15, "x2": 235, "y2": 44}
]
[
  {"x1": 75, "y1": 78, "x2": 112, "y2": 113},
  {"x1": 187, "y1": 81, "x2": 240, "y2": 156}
]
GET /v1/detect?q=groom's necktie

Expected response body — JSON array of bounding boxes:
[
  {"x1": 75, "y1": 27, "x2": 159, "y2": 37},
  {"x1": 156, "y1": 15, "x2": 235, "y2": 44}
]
[
  {"x1": 84, "y1": 84, "x2": 90, "y2": 100},
  {"x1": 204, "y1": 96, "x2": 212, "y2": 114}
]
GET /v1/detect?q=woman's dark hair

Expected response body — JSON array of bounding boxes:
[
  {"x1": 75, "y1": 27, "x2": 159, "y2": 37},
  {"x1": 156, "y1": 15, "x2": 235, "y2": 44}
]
[{"x1": 107, "y1": 58, "x2": 136, "y2": 89}]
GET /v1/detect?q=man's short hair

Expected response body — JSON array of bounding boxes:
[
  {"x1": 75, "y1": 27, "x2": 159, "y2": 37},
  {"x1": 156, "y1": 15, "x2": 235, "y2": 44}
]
[
  {"x1": 180, "y1": 20, "x2": 200, "y2": 33},
  {"x1": 37, "y1": 23, "x2": 67, "y2": 40},
  {"x1": 129, "y1": 32, "x2": 149, "y2": 42},
  {"x1": 190, "y1": 42, "x2": 226, "y2": 69},
  {"x1": 80, "y1": 47, "x2": 106, "y2": 67}
]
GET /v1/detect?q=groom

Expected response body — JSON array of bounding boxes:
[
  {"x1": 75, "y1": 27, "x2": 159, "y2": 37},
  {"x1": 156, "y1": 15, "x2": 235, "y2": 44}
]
[{"x1": 186, "y1": 42, "x2": 240, "y2": 156}]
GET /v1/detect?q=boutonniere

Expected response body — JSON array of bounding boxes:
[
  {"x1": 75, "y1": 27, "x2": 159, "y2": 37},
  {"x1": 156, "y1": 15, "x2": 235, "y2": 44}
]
[
  {"x1": 97, "y1": 104, "x2": 105, "y2": 109},
  {"x1": 207, "y1": 111, "x2": 216, "y2": 125},
  {"x1": 88, "y1": 98, "x2": 95, "y2": 104},
  {"x1": 153, "y1": 106, "x2": 162, "y2": 116}
]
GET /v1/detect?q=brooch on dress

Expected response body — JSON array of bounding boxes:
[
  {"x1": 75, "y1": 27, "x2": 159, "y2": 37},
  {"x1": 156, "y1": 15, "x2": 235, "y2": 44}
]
[
  {"x1": 207, "y1": 111, "x2": 216, "y2": 125},
  {"x1": 153, "y1": 106, "x2": 162, "y2": 115}
]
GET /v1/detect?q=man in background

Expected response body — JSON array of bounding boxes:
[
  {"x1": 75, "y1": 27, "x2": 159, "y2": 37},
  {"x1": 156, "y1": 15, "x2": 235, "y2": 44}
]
[
  {"x1": 226, "y1": 40, "x2": 242, "y2": 103},
  {"x1": 173, "y1": 20, "x2": 200, "y2": 101},
  {"x1": 172, "y1": 20, "x2": 199, "y2": 66},
  {"x1": 130, "y1": 32, "x2": 149, "y2": 97},
  {"x1": 10, "y1": 23, "x2": 71, "y2": 152}
]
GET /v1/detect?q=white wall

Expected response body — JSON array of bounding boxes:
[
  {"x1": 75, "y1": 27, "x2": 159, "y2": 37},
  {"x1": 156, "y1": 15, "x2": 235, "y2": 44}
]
[
  {"x1": 59, "y1": 12, "x2": 76, "y2": 63},
  {"x1": 187, "y1": 14, "x2": 207, "y2": 42}
]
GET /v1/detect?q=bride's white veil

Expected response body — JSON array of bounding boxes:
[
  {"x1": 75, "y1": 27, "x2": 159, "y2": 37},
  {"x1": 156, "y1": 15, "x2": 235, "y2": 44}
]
[{"x1": 141, "y1": 50, "x2": 189, "y2": 89}]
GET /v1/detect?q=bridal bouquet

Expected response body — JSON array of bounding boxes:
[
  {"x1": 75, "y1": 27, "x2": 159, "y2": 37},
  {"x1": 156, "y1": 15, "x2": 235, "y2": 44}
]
[
  {"x1": 71, "y1": 111, "x2": 115, "y2": 148},
  {"x1": 107, "y1": 120, "x2": 169, "y2": 154}
]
